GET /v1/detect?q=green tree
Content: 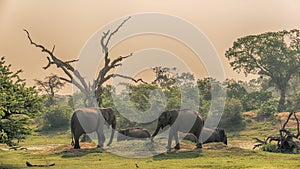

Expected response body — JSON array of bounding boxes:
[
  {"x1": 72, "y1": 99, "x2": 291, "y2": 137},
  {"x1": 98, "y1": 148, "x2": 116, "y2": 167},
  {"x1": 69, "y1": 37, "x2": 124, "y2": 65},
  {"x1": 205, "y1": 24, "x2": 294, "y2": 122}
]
[
  {"x1": 43, "y1": 105, "x2": 73, "y2": 129},
  {"x1": 34, "y1": 74, "x2": 65, "y2": 106},
  {"x1": 225, "y1": 79, "x2": 247, "y2": 100},
  {"x1": 219, "y1": 98, "x2": 244, "y2": 130},
  {"x1": 226, "y1": 29, "x2": 300, "y2": 112},
  {"x1": 243, "y1": 91, "x2": 272, "y2": 111},
  {"x1": 0, "y1": 57, "x2": 42, "y2": 145},
  {"x1": 152, "y1": 67, "x2": 196, "y2": 87},
  {"x1": 197, "y1": 78, "x2": 213, "y2": 100}
]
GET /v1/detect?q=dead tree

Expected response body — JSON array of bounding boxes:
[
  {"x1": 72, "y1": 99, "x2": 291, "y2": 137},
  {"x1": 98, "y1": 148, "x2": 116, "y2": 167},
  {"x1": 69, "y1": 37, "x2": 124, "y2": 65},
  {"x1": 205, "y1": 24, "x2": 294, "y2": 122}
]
[
  {"x1": 253, "y1": 112, "x2": 300, "y2": 152},
  {"x1": 24, "y1": 16, "x2": 146, "y2": 107}
]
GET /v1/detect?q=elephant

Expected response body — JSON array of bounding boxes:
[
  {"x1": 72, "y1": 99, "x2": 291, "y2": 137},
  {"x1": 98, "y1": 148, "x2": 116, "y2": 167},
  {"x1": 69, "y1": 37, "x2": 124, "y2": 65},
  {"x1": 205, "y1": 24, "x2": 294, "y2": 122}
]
[
  {"x1": 182, "y1": 133, "x2": 198, "y2": 143},
  {"x1": 182, "y1": 128, "x2": 228, "y2": 145},
  {"x1": 151, "y1": 109, "x2": 204, "y2": 150},
  {"x1": 117, "y1": 128, "x2": 151, "y2": 142},
  {"x1": 201, "y1": 128, "x2": 227, "y2": 145},
  {"x1": 71, "y1": 107, "x2": 116, "y2": 149}
]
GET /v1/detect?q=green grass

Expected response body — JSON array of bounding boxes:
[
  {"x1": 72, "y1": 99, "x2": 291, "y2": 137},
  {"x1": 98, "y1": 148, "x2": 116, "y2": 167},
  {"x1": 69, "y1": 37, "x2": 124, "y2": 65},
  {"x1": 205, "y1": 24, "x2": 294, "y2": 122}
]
[
  {"x1": 1, "y1": 144, "x2": 300, "y2": 169},
  {"x1": 1, "y1": 119, "x2": 300, "y2": 169}
]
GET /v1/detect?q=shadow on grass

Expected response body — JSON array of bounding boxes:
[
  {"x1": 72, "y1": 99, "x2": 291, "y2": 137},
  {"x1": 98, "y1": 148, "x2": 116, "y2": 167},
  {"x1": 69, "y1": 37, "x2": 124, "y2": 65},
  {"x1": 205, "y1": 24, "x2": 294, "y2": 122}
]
[
  {"x1": 36, "y1": 126, "x2": 69, "y2": 136},
  {"x1": 153, "y1": 149, "x2": 202, "y2": 161},
  {"x1": 0, "y1": 164, "x2": 21, "y2": 169},
  {"x1": 60, "y1": 147, "x2": 102, "y2": 158}
]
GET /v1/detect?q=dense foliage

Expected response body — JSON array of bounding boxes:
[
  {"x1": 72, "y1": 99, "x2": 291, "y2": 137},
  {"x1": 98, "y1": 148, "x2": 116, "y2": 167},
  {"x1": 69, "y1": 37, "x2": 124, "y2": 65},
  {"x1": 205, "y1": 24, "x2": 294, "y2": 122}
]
[
  {"x1": 226, "y1": 29, "x2": 300, "y2": 112},
  {"x1": 42, "y1": 105, "x2": 73, "y2": 129},
  {"x1": 0, "y1": 57, "x2": 42, "y2": 145}
]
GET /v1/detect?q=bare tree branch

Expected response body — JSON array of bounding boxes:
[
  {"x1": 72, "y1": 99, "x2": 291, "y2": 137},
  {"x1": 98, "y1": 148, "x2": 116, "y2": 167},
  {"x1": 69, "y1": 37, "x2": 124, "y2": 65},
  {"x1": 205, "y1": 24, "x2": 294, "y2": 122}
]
[
  {"x1": 282, "y1": 112, "x2": 293, "y2": 129},
  {"x1": 66, "y1": 59, "x2": 79, "y2": 64},
  {"x1": 253, "y1": 111, "x2": 300, "y2": 152},
  {"x1": 43, "y1": 57, "x2": 54, "y2": 69},
  {"x1": 25, "y1": 16, "x2": 147, "y2": 107},
  {"x1": 59, "y1": 77, "x2": 72, "y2": 83},
  {"x1": 104, "y1": 16, "x2": 131, "y2": 48},
  {"x1": 112, "y1": 74, "x2": 148, "y2": 84},
  {"x1": 24, "y1": 29, "x2": 91, "y2": 104},
  {"x1": 109, "y1": 53, "x2": 133, "y2": 69},
  {"x1": 52, "y1": 45, "x2": 55, "y2": 53}
]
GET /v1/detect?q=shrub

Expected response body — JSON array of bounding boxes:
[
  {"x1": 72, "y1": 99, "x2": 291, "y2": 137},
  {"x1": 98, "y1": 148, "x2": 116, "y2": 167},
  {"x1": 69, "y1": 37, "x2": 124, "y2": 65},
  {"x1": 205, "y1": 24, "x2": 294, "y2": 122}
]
[
  {"x1": 43, "y1": 105, "x2": 73, "y2": 129},
  {"x1": 261, "y1": 143, "x2": 278, "y2": 152},
  {"x1": 0, "y1": 129, "x2": 8, "y2": 144},
  {"x1": 257, "y1": 99, "x2": 278, "y2": 119},
  {"x1": 219, "y1": 98, "x2": 244, "y2": 130}
]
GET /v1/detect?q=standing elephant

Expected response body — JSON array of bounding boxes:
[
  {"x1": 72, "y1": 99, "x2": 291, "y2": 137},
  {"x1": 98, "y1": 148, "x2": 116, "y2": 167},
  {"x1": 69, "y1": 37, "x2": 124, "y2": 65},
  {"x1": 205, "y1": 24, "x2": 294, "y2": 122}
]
[
  {"x1": 183, "y1": 128, "x2": 228, "y2": 145},
  {"x1": 151, "y1": 109, "x2": 204, "y2": 150},
  {"x1": 117, "y1": 128, "x2": 151, "y2": 142},
  {"x1": 71, "y1": 107, "x2": 116, "y2": 149}
]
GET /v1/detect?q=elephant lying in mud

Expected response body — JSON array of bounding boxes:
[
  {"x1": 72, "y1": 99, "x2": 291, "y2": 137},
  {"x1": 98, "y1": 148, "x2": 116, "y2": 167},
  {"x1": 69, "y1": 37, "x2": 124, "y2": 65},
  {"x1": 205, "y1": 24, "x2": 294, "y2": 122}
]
[
  {"x1": 151, "y1": 109, "x2": 204, "y2": 150},
  {"x1": 181, "y1": 133, "x2": 198, "y2": 143},
  {"x1": 183, "y1": 128, "x2": 227, "y2": 145},
  {"x1": 202, "y1": 128, "x2": 227, "y2": 145},
  {"x1": 117, "y1": 128, "x2": 151, "y2": 142},
  {"x1": 71, "y1": 107, "x2": 116, "y2": 149}
]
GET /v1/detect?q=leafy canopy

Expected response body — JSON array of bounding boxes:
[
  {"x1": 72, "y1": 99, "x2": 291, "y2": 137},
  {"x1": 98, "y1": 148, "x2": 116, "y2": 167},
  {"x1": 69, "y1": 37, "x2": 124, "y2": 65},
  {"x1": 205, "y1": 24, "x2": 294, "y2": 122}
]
[
  {"x1": 0, "y1": 57, "x2": 42, "y2": 145},
  {"x1": 226, "y1": 29, "x2": 300, "y2": 111}
]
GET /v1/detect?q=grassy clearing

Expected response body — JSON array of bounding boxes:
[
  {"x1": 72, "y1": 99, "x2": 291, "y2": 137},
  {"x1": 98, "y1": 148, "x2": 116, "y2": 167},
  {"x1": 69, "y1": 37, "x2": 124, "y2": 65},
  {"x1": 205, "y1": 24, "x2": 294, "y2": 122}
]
[
  {"x1": 1, "y1": 143, "x2": 300, "y2": 169},
  {"x1": 1, "y1": 132, "x2": 300, "y2": 169},
  {"x1": 1, "y1": 116, "x2": 300, "y2": 169}
]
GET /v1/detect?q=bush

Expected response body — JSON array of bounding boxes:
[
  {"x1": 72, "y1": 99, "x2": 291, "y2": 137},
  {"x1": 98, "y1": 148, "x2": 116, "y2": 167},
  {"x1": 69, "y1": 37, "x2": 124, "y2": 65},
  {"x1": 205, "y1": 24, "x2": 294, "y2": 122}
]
[
  {"x1": 219, "y1": 98, "x2": 244, "y2": 130},
  {"x1": 0, "y1": 129, "x2": 8, "y2": 144},
  {"x1": 261, "y1": 143, "x2": 278, "y2": 152},
  {"x1": 43, "y1": 105, "x2": 73, "y2": 129},
  {"x1": 242, "y1": 91, "x2": 272, "y2": 111},
  {"x1": 257, "y1": 99, "x2": 278, "y2": 119}
]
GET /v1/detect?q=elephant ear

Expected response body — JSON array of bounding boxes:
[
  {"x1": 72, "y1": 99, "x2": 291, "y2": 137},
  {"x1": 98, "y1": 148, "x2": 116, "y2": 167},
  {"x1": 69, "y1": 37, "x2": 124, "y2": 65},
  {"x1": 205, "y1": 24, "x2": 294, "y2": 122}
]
[{"x1": 167, "y1": 110, "x2": 176, "y2": 125}]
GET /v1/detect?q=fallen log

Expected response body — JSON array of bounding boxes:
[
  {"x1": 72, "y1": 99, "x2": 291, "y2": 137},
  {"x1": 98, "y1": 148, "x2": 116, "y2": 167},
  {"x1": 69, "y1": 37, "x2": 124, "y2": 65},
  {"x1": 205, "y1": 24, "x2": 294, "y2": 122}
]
[{"x1": 26, "y1": 161, "x2": 55, "y2": 167}]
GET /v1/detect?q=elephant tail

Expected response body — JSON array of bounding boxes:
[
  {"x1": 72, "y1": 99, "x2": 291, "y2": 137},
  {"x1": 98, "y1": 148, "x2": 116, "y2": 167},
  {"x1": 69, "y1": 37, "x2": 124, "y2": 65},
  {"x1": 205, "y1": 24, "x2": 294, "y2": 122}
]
[{"x1": 70, "y1": 112, "x2": 76, "y2": 146}]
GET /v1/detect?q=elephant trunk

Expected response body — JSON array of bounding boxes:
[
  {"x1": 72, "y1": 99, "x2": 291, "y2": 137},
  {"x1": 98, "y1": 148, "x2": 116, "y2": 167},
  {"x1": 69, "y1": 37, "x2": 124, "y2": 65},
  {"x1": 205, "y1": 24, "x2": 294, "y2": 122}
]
[
  {"x1": 107, "y1": 119, "x2": 116, "y2": 146},
  {"x1": 223, "y1": 136, "x2": 228, "y2": 145},
  {"x1": 151, "y1": 124, "x2": 161, "y2": 141}
]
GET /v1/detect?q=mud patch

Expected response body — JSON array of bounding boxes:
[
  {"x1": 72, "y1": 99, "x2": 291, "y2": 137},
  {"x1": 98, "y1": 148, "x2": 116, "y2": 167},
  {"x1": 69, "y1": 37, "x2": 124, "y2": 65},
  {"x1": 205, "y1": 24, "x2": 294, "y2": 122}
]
[
  {"x1": 276, "y1": 112, "x2": 300, "y2": 128},
  {"x1": 0, "y1": 144, "x2": 64, "y2": 151},
  {"x1": 32, "y1": 142, "x2": 98, "y2": 155}
]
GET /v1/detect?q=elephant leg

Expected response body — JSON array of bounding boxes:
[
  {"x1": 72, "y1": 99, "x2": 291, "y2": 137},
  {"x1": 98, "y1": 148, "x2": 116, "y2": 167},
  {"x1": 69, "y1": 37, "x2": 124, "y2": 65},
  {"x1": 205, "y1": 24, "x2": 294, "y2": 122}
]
[
  {"x1": 167, "y1": 129, "x2": 174, "y2": 150},
  {"x1": 174, "y1": 131, "x2": 180, "y2": 150},
  {"x1": 74, "y1": 138, "x2": 80, "y2": 149},
  {"x1": 74, "y1": 130, "x2": 82, "y2": 149},
  {"x1": 196, "y1": 142, "x2": 202, "y2": 148},
  {"x1": 194, "y1": 131, "x2": 202, "y2": 149},
  {"x1": 96, "y1": 130, "x2": 105, "y2": 148}
]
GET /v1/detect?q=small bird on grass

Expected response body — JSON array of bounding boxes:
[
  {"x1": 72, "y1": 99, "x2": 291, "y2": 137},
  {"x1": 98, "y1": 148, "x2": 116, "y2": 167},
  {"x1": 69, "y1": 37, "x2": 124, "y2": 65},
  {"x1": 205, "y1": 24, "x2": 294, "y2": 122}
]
[{"x1": 135, "y1": 163, "x2": 139, "y2": 168}]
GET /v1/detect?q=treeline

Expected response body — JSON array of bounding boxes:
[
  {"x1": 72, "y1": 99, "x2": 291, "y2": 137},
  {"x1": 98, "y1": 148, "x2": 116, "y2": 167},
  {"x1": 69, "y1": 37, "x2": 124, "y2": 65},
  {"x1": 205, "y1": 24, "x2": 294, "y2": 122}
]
[
  {"x1": 2, "y1": 28, "x2": 300, "y2": 146},
  {"x1": 71, "y1": 67, "x2": 300, "y2": 132}
]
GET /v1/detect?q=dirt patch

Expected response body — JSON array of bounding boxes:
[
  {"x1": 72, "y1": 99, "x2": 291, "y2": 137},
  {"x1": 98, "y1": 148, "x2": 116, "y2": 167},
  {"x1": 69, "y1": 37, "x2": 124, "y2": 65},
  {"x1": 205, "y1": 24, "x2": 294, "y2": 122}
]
[
  {"x1": 31, "y1": 142, "x2": 97, "y2": 155},
  {"x1": 202, "y1": 142, "x2": 228, "y2": 150},
  {"x1": 228, "y1": 140, "x2": 254, "y2": 150},
  {"x1": 243, "y1": 111, "x2": 258, "y2": 119},
  {"x1": 276, "y1": 112, "x2": 300, "y2": 128},
  {"x1": 0, "y1": 144, "x2": 64, "y2": 151}
]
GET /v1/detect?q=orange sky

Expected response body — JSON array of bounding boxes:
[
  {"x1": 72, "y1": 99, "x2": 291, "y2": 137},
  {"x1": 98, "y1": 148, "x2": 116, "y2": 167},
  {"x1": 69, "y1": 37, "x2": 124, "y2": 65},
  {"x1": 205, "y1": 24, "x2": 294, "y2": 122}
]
[{"x1": 1, "y1": 0, "x2": 300, "y2": 94}]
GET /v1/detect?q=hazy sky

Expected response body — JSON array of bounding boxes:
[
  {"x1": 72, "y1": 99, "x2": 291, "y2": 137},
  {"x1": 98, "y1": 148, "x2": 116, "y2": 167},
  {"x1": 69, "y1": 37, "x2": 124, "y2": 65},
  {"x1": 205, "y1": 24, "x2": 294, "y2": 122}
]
[{"x1": 1, "y1": 0, "x2": 300, "y2": 94}]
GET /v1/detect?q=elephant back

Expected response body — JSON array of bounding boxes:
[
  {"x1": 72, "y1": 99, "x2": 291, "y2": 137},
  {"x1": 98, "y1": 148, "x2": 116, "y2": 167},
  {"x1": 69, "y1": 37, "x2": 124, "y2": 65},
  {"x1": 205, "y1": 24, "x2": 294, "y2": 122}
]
[{"x1": 74, "y1": 108, "x2": 104, "y2": 133}]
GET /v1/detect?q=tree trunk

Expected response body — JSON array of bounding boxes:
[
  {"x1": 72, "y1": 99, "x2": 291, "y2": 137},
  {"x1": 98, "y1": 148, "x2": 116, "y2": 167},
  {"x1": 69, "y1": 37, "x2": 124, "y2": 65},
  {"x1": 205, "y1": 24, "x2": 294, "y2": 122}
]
[{"x1": 277, "y1": 88, "x2": 286, "y2": 112}]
